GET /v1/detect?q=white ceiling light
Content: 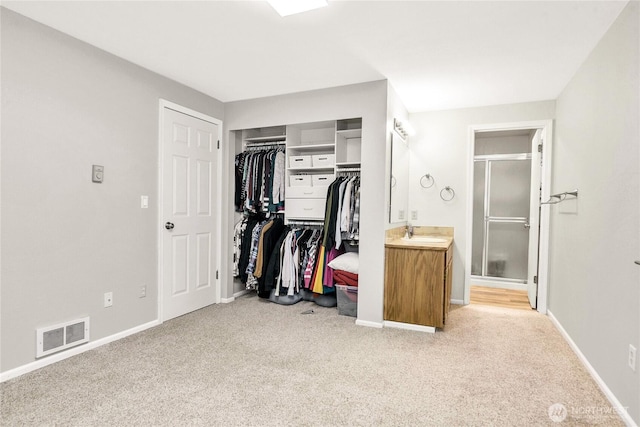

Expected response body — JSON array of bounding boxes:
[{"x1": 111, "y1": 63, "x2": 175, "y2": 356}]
[{"x1": 267, "y1": 0, "x2": 328, "y2": 17}]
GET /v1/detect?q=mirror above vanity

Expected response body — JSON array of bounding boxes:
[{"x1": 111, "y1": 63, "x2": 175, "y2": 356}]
[{"x1": 389, "y1": 121, "x2": 410, "y2": 223}]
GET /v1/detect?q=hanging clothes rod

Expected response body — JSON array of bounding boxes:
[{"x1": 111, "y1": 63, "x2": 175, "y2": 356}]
[
  {"x1": 541, "y1": 189, "x2": 578, "y2": 205},
  {"x1": 286, "y1": 220, "x2": 324, "y2": 227},
  {"x1": 245, "y1": 140, "x2": 286, "y2": 150}
]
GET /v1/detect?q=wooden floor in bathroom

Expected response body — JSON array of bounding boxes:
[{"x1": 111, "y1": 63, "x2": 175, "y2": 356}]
[{"x1": 470, "y1": 286, "x2": 532, "y2": 310}]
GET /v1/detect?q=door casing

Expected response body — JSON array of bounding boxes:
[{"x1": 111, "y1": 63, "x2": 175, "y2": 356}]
[
  {"x1": 157, "y1": 99, "x2": 223, "y2": 322},
  {"x1": 464, "y1": 120, "x2": 553, "y2": 314}
]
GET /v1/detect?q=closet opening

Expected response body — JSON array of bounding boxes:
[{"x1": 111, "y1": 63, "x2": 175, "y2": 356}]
[{"x1": 229, "y1": 119, "x2": 363, "y2": 314}]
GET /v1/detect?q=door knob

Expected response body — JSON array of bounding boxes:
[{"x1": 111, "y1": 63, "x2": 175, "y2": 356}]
[
  {"x1": 524, "y1": 222, "x2": 530, "y2": 229},
  {"x1": 635, "y1": 261, "x2": 640, "y2": 265},
  {"x1": 165, "y1": 222, "x2": 175, "y2": 230}
]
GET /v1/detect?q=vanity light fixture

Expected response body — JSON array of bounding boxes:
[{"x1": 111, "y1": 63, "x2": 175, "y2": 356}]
[
  {"x1": 393, "y1": 118, "x2": 415, "y2": 140},
  {"x1": 267, "y1": 0, "x2": 328, "y2": 17}
]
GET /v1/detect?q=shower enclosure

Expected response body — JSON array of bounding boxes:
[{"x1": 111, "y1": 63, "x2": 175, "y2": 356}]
[{"x1": 471, "y1": 129, "x2": 541, "y2": 298}]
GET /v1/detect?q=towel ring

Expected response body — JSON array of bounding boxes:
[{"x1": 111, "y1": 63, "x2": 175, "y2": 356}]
[
  {"x1": 440, "y1": 186, "x2": 455, "y2": 201},
  {"x1": 391, "y1": 175, "x2": 397, "y2": 188},
  {"x1": 420, "y1": 174, "x2": 435, "y2": 188}
]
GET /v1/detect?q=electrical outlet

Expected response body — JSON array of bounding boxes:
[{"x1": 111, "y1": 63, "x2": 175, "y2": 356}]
[
  {"x1": 629, "y1": 345, "x2": 636, "y2": 371},
  {"x1": 411, "y1": 210, "x2": 418, "y2": 220},
  {"x1": 104, "y1": 292, "x2": 113, "y2": 308},
  {"x1": 139, "y1": 285, "x2": 146, "y2": 298}
]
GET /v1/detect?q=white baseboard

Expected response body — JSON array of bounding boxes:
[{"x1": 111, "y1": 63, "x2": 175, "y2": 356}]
[
  {"x1": 470, "y1": 277, "x2": 527, "y2": 291},
  {"x1": 221, "y1": 289, "x2": 250, "y2": 303},
  {"x1": 383, "y1": 320, "x2": 435, "y2": 334},
  {"x1": 0, "y1": 319, "x2": 161, "y2": 383},
  {"x1": 548, "y1": 310, "x2": 637, "y2": 427},
  {"x1": 450, "y1": 299, "x2": 465, "y2": 305},
  {"x1": 355, "y1": 319, "x2": 383, "y2": 328},
  {"x1": 234, "y1": 289, "x2": 250, "y2": 298}
]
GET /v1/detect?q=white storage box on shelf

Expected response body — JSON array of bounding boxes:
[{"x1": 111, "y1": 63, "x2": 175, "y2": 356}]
[
  {"x1": 290, "y1": 175, "x2": 311, "y2": 187},
  {"x1": 289, "y1": 155, "x2": 312, "y2": 168},
  {"x1": 312, "y1": 174, "x2": 334, "y2": 187},
  {"x1": 311, "y1": 154, "x2": 335, "y2": 168}
]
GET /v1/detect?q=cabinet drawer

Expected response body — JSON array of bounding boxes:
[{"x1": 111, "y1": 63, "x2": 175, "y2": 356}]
[
  {"x1": 287, "y1": 186, "x2": 329, "y2": 199},
  {"x1": 286, "y1": 198, "x2": 326, "y2": 219}
]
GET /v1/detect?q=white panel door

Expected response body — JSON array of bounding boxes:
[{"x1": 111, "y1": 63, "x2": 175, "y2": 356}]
[{"x1": 162, "y1": 107, "x2": 218, "y2": 321}]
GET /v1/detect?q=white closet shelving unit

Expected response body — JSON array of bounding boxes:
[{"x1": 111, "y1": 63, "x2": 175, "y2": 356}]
[
  {"x1": 238, "y1": 118, "x2": 362, "y2": 223},
  {"x1": 286, "y1": 121, "x2": 335, "y2": 221},
  {"x1": 335, "y1": 118, "x2": 362, "y2": 169}
]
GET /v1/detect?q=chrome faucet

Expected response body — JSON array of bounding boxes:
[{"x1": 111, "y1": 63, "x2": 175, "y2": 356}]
[{"x1": 405, "y1": 224, "x2": 414, "y2": 238}]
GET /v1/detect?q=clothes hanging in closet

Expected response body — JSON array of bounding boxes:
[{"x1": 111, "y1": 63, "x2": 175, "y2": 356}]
[
  {"x1": 234, "y1": 217, "x2": 328, "y2": 299},
  {"x1": 273, "y1": 228, "x2": 323, "y2": 298},
  {"x1": 235, "y1": 216, "x2": 286, "y2": 292},
  {"x1": 303, "y1": 175, "x2": 360, "y2": 293},
  {"x1": 234, "y1": 148, "x2": 285, "y2": 214},
  {"x1": 323, "y1": 176, "x2": 360, "y2": 250}
]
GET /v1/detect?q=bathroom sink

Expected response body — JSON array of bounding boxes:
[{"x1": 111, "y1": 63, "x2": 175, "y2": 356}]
[{"x1": 402, "y1": 236, "x2": 448, "y2": 243}]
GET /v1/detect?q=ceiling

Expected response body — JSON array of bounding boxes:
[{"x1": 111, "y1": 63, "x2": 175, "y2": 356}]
[{"x1": 1, "y1": 0, "x2": 629, "y2": 112}]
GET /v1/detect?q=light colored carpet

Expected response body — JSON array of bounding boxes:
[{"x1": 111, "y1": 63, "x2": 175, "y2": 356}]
[{"x1": 1, "y1": 294, "x2": 624, "y2": 426}]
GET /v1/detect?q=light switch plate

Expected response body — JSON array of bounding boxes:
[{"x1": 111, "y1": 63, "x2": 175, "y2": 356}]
[
  {"x1": 92, "y1": 165, "x2": 104, "y2": 183},
  {"x1": 104, "y1": 292, "x2": 113, "y2": 308},
  {"x1": 141, "y1": 195, "x2": 149, "y2": 209}
]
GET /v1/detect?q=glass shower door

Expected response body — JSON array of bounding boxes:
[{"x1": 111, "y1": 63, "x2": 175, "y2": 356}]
[{"x1": 473, "y1": 157, "x2": 532, "y2": 281}]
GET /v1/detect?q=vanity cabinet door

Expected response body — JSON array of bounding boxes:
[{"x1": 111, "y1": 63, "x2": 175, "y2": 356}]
[{"x1": 384, "y1": 247, "x2": 445, "y2": 327}]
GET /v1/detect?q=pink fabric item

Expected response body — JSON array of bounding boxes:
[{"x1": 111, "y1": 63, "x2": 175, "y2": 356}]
[{"x1": 323, "y1": 247, "x2": 344, "y2": 287}]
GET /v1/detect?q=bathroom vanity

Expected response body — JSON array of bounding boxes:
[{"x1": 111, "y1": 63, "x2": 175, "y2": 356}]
[{"x1": 384, "y1": 227, "x2": 453, "y2": 329}]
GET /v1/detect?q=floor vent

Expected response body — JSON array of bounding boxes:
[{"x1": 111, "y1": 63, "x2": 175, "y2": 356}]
[{"x1": 36, "y1": 317, "x2": 90, "y2": 358}]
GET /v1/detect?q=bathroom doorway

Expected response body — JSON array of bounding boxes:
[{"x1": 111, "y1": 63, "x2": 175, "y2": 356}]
[{"x1": 465, "y1": 121, "x2": 552, "y2": 313}]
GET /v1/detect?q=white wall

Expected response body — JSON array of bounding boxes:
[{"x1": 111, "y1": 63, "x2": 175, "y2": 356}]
[
  {"x1": 408, "y1": 101, "x2": 556, "y2": 301},
  {"x1": 0, "y1": 9, "x2": 224, "y2": 373},
  {"x1": 223, "y1": 80, "x2": 389, "y2": 325},
  {"x1": 551, "y1": 1, "x2": 639, "y2": 423}
]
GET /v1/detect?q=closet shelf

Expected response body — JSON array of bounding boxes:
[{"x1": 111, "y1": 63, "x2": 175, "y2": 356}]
[
  {"x1": 288, "y1": 166, "x2": 335, "y2": 171},
  {"x1": 335, "y1": 129, "x2": 362, "y2": 138},
  {"x1": 245, "y1": 135, "x2": 286, "y2": 143},
  {"x1": 287, "y1": 143, "x2": 335, "y2": 151},
  {"x1": 336, "y1": 162, "x2": 361, "y2": 167}
]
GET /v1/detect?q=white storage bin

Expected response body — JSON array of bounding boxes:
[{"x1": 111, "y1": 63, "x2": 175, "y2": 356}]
[
  {"x1": 289, "y1": 155, "x2": 311, "y2": 168},
  {"x1": 312, "y1": 174, "x2": 334, "y2": 187},
  {"x1": 311, "y1": 154, "x2": 335, "y2": 167},
  {"x1": 290, "y1": 175, "x2": 311, "y2": 187}
]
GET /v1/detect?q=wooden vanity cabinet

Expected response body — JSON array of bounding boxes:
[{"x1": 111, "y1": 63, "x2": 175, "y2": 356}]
[{"x1": 384, "y1": 243, "x2": 453, "y2": 328}]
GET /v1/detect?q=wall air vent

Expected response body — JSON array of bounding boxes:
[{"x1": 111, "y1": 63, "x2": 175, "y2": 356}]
[{"x1": 36, "y1": 317, "x2": 90, "y2": 358}]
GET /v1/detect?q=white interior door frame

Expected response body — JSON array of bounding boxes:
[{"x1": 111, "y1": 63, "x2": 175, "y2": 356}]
[
  {"x1": 157, "y1": 99, "x2": 223, "y2": 322},
  {"x1": 464, "y1": 120, "x2": 553, "y2": 314}
]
